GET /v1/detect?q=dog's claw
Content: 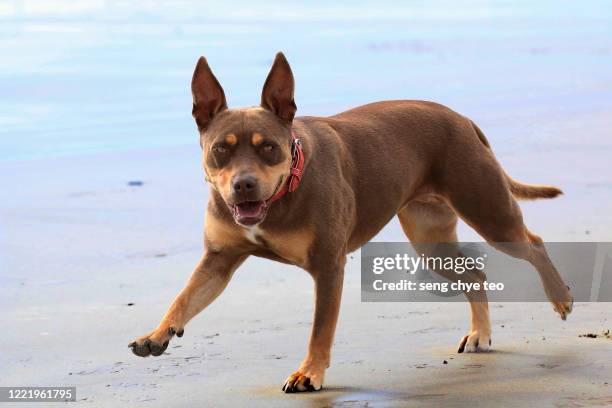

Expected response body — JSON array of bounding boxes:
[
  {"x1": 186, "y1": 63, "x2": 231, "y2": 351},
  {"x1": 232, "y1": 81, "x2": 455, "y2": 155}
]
[
  {"x1": 552, "y1": 296, "x2": 573, "y2": 321},
  {"x1": 458, "y1": 330, "x2": 491, "y2": 353},
  {"x1": 457, "y1": 336, "x2": 467, "y2": 353},
  {"x1": 282, "y1": 371, "x2": 322, "y2": 393}
]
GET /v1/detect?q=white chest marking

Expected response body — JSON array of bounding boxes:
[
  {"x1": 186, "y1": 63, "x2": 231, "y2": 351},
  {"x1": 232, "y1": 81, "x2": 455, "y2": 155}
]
[{"x1": 244, "y1": 225, "x2": 264, "y2": 245}]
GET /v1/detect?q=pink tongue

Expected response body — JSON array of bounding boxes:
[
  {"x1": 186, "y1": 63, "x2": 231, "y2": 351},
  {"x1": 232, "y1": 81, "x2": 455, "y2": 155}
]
[{"x1": 236, "y1": 202, "x2": 265, "y2": 218}]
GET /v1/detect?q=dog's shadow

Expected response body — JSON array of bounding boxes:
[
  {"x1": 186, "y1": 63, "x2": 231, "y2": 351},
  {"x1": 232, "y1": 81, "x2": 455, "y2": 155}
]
[
  {"x1": 267, "y1": 348, "x2": 583, "y2": 407},
  {"x1": 281, "y1": 385, "x2": 447, "y2": 407}
]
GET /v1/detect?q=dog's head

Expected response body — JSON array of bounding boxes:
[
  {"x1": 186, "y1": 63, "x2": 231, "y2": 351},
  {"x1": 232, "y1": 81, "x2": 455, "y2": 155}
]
[{"x1": 191, "y1": 52, "x2": 297, "y2": 227}]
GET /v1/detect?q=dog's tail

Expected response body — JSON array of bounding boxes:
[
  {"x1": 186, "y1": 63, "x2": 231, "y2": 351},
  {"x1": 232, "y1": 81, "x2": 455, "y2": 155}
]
[
  {"x1": 471, "y1": 120, "x2": 563, "y2": 201},
  {"x1": 505, "y1": 176, "x2": 563, "y2": 200}
]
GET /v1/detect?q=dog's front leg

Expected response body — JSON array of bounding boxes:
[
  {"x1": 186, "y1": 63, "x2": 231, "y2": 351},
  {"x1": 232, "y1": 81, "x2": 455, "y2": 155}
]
[
  {"x1": 129, "y1": 250, "x2": 245, "y2": 357},
  {"x1": 283, "y1": 259, "x2": 345, "y2": 393}
]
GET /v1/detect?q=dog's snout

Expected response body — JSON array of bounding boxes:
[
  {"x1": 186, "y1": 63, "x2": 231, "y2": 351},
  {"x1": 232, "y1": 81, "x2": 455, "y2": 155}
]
[{"x1": 232, "y1": 175, "x2": 259, "y2": 199}]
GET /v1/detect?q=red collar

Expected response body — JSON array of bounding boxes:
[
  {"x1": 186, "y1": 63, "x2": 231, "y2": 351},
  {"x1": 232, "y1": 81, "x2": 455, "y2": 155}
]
[{"x1": 266, "y1": 130, "x2": 304, "y2": 205}]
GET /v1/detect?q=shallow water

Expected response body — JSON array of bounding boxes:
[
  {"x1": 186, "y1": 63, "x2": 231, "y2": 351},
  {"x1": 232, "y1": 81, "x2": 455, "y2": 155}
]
[{"x1": 1, "y1": 0, "x2": 611, "y2": 161}]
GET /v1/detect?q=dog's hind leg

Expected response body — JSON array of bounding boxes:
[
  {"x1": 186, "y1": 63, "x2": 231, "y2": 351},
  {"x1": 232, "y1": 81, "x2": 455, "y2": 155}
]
[
  {"x1": 440, "y1": 150, "x2": 573, "y2": 320},
  {"x1": 398, "y1": 198, "x2": 492, "y2": 353}
]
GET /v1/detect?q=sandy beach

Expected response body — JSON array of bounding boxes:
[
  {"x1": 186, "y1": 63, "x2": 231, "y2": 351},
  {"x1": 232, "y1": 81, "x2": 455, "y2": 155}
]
[
  {"x1": 1, "y1": 138, "x2": 611, "y2": 407},
  {"x1": 1, "y1": 1, "x2": 612, "y2": 407}
]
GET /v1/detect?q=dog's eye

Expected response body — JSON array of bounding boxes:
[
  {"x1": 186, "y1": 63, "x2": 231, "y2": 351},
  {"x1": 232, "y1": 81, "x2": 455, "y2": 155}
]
[
  {"x1": 261, "y1": 143, "x2": 275, "y2": 153},
  {"x1": 212, "y1": 144, "x2": 228, "y2": 154}
]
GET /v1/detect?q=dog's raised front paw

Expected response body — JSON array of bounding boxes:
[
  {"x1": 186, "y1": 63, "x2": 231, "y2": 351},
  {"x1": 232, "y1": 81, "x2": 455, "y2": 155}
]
[
  {"x1": 282, "y1": 369, "x2": 324, "y2": 393},
  {"x1": 128, "y1": 326, "x2": 183, "y2": 357},
  {"x1": 458, "y1": 329, "x2": 491, "y2": 353}
]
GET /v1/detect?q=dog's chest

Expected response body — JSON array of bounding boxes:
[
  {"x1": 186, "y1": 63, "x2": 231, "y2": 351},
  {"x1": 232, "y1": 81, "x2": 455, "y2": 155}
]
[
  {"x1": 243, "y1": 226, "x2": 313, "y2": 268},
  {"x1": 244, "y1": 226, "x2": 264, "y2": 245}
]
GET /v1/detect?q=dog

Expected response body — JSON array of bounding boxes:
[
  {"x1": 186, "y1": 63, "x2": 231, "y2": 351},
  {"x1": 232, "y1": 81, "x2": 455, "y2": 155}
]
[{"x1": 129, "y1": 52, "x2": 573, "y2": 392}]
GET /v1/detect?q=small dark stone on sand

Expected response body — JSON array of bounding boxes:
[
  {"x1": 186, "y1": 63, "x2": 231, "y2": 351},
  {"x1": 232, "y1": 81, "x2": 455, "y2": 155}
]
[
  {"x1": 127, "y1": 180, "x2": 144, "y2": 187},
  {"x1": 127, "y1": 302, "x2": 134, "y2": 306},
  {"x1": 443, "y1": 360, "x2": 448, "y2": 364}
]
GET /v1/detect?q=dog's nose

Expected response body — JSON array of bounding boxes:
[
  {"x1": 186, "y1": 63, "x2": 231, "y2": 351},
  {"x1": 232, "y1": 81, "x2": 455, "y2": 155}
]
[{"x1": 232, "y1": 175, "x2": 259, "y2": 198}]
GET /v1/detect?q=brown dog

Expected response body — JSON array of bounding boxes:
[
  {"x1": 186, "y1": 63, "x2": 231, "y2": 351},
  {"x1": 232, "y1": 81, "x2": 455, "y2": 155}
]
[{"x1": 129, "y1": 52, "x2": 573, "y2": 392}]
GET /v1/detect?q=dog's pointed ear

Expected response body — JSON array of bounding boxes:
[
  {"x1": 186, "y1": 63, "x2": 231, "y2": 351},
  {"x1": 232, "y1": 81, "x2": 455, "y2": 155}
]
[
  {"x1": 261, "y1": 52, "x2": 297, "y2": 123},
  {"x1": 191, "y1": 56, "x2": 227, "y2": 131}
]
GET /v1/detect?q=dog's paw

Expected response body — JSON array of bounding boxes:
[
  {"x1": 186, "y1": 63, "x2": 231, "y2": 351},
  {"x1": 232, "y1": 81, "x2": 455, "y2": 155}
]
[
  {"x1": 458, "y1": 330, "x2": 491, "y2": 353},
  {"x1": 552, "y1": 299, "x2": 573, "y2": 321},
  {"x1": 552, "y1": 287, "x2": 573, "y2": 321},
  {"x1": 128, "y1": 326, "x2": 183, "y2": 357},
  {"x1": 282, "y1": 369, "x2": 324, "y2": 393}
]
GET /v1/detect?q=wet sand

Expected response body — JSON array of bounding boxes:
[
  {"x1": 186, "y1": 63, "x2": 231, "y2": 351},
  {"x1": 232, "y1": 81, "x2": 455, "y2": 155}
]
[{"x1": 1, "y1": 140, "x2": 611, "y2": 407}]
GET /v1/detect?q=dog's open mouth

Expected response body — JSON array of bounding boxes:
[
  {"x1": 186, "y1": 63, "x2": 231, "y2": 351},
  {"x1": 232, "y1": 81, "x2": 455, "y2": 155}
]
[{"x1": 231, "y1": 200, "x2": 268, "y2": 226}]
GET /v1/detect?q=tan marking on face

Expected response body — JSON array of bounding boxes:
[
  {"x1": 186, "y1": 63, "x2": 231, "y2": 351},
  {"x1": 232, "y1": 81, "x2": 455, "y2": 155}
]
[
  {"x1": 216, "y1": 168, "x2": 235, "y2": 200},
  {"x1": 202, "y1": 147, "x2": 239, "y2": 200},
  {"x1": 250, "y1": 138, "x2": 293, "y2": 199},
  {"x1": 247, "y1": 226, "x2": 314, "y2": 268},
  {"x1": 225, "y1": 133, "x2": 237, "y2": 146},
  {"x1": 251, "y1": 157, "x2": 291, "y2": 199},
  {"x1": 252, "y1": 132, "x2": 264, "y2": 146},
  {"x1": 205, "y1": 210, "x2": 247, "y2": 251},
  {"x1": 203, "y1": 161, "x2": 228, "y2": 194}
]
